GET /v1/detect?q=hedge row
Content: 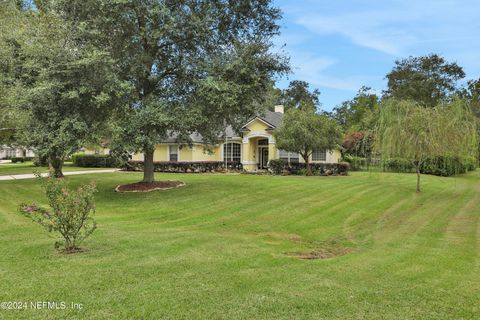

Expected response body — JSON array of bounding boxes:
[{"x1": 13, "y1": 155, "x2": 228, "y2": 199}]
[
  {"x1": 72, "y1": 154, "x2": 116, "y2": 168},
  {"x1": 383, "y1": 156, "x2": 477, "y2": 176},
  {"x1": 269, "y1": 159, "x2": 349, "y2": 176},
  {"x1": 125, "y1": 161, "x2": 242, "y2": 173},
  {"x1": 11, "y1": 157, "x2": 34, "y2": 163}
]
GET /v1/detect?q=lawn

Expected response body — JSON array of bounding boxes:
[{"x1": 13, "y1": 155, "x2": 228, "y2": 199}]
[
  {"x1": 0, "y1": 161, "x2": 109, "y2": 176},
  {"x1": 0, "y1": 171, "x2": 479, "y2": 319}
]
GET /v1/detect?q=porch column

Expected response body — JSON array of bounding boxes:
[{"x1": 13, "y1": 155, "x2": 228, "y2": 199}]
[
  {"x1": 268, "y1": 138, "x2": 277, "y2": 162},
  {"x1": 241, "y1": 137, "x2": 256, "y2": 172}
]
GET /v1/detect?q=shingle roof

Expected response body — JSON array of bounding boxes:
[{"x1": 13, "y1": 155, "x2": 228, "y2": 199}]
[
  {"x1": 258, "y1": 110, "x2": 283, "y2": 128},
  {"x1": 162, "y1": 111, "x2": 284, "y2": 144}
]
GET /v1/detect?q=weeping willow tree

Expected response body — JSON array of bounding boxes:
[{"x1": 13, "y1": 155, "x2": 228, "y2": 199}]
[{"x1": 376, "y1": 98, "x2": 477, "y2": 192}]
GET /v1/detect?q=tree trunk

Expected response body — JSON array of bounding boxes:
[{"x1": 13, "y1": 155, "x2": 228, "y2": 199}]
[
  {"x1": 143, "y1": 147, "x2": 155, "y2": 183},
  {"x1": 416, "y1": 165, "x2": 421, "y2": 193},
  {"x1": 304, "y1": 153, "x2": 312, "y2": 176},
  {"x1": 49, "y1": 155, "x2": 64, "y2": 178}
]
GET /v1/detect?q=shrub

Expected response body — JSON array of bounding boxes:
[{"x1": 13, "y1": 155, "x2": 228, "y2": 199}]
[
  {"x1": 72, "y1": 153, "x2": 116, "y2": 167},
  {"x1": 420, "y1": 156, "x2": 476, "y2": 176},
  {"x1": 11, "y1": 157, "x2": 34, "y2": 163},
  {"x1": 288, "y1": 162, "x2": 349, "y2": 176},
  {"x1": 383, "y1": 156, "x2": 477, "y2": 176},
  {"x1": 268, "y1": 159, "x2": 287, "y2": 175},
  {"x1": 19, "y1": 173, "x2": 97, "y2": 253},
  {"x1": 125, "y1": 161, "x2": 242, "y2": 173},
  {"x1": 382, "y1": 158, "x2": 414, "y2": 173},
  {"x1": 341, "y1": 154, "x2": 367, "y2": 171}
]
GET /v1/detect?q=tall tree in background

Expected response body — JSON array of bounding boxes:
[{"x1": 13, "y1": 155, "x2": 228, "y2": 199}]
[
  {"x1": 61, "y1": 0, "x2": 288, "y2": 183},
  {"x1": 0, "y1": 2, "x2": 28, "y2": 146},
  {"x1": 0, "y1": 2, "x2": 122, "y2": 177},
  {"x1": 280, "y1": 80, "x2": 321, "y2": 112},
  {"x1": 331, "y1": 86, "x2": 379, "y2": 131},
  {"x1": 384, "y1": 54, "x2": 465, "y2": 107},
  {"x1": 376, "y1": 99, "x2": 477, "y2": 192},
  {"x1": 274, "y1": 108, "x2": 342, "y2": 176}
]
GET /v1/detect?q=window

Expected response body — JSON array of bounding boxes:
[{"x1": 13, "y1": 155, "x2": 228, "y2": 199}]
[
  {"x1": 279, "y1": 150, "x2": 289, "y2": 161},
  {"x1": 169, "y1": 145, "x2": 178, "y2": 161},
  {"x1": 258, "y1": 139, "x2": 269, "y2": 145},
  {"x1": 289, "y1": 152, "x2": 299, "y2": 163},
  {"x1": 279, "y1": 150, "x2": 299, "y2": 164},
  {"x1": 312, "y1": 150, "x2": 326, "y2": 161},
  {"x1": 223, "y1": 143, "x2": 241, "y2": 162}
]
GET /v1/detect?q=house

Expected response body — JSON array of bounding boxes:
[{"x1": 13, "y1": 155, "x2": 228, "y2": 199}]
[
  {"x1": 0, "y1": 146, "x2": 35, "y2": 159},
  {"x1": 131, "y1": 105, "x2": 341, "y2": 172}
]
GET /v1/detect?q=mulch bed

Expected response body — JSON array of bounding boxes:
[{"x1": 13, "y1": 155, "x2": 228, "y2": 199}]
[{"x1": 115, "y1": 180, "x2": 185, "y2": 193}]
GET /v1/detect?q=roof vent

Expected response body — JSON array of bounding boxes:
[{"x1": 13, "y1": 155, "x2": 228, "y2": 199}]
[{"x1": 274, "y1": 105, "x2": 284, "y2": 114}]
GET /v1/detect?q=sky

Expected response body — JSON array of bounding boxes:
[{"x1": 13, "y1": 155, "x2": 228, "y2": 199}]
[{"x1": 273, "y1": 0, "x2": 480, "y2": 111}]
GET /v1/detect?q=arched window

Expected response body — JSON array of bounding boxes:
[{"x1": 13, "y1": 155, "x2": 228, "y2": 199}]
[{"x1": 223, "y1": 143, "x2": 241, "y2": 162}]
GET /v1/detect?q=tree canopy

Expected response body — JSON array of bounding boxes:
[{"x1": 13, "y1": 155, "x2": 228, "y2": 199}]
[
  {"x1": 58, "y1": 0, "x2": 288, "y2": 182},
  {"x1": 331, "y1": 86, "x2": 379, "y2": 132},
  {"x1": 384, "y1": 54, "x2": 465, "y2": 107},
  {"x1": 0, "y1": 1, "x2": 123, "y2": 176},
  {"x1": 280, "y1": 80, "x2": 321, "y2": 112},
  {"x1": 274, "y1": 108, "x2": 342, "y2": 176}
]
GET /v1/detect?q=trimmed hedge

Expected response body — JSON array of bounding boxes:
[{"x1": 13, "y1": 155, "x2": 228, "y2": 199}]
[
  {"x1": 382, "y1": 156, "x2": 477, "y2": 176},
  {"x1": 382, "y1": 158, "x2": 414, "y2": 173},
  {"x1": 72, "y1": 154, "x2": 116, "y2": 168},
  {"x1": 268, "y1": 159, "x2": 349, "y2": 176},
  {"x1": 11, "y1": 157, "x2": 34, "y2": 163},
  {"x1": 125, "y1": 161, "x2": 242, "y2": 173}
]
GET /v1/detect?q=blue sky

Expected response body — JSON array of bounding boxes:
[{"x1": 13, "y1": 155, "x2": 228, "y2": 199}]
[{"x1": 273, "y1": 0, "x2": 480, "y2": 111}]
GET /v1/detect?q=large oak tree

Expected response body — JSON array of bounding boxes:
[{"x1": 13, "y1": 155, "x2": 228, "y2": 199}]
[{"x1": 59, "y1": 0, "x2": 288, "y2": 182}]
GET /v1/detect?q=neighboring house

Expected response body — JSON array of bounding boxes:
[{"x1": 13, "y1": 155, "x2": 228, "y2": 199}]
[
  {"x1": 81, "y1": 147, "x2": 111, "y2": 155},
  {"x1": 0, "y1": 146, "x2": 35, "y2": 159},
  {"x1": 132, "y1": 105, "x2": 342, "y2": 172}
]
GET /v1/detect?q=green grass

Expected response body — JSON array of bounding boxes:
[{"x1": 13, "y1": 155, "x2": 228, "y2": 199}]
[
  {"x1": 0, "y1": 161, "x2": 109, "y2": 176},
  {"x1": 0, "y1": 171, "x2": 479, "y2": 319}
]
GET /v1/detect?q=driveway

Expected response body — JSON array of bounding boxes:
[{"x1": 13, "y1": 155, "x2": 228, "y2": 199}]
[{"x1": 0, "y1": 169, "x2": 117, "y2": 181}]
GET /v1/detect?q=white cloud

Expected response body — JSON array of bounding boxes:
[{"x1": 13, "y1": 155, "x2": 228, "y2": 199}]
[
  {"x1": 293, "y1": 0, "x2": 480, "y2": 57},
  {"x1": 287, "y1": 52, "x2": 362, "y2": 91}
]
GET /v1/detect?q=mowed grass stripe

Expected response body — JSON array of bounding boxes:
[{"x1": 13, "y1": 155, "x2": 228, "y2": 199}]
[{"x1": 0, "y1": 171, "x2": 479, "y2": 319}]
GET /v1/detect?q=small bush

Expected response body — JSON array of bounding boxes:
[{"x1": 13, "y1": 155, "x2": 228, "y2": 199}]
[
  {"x1": 269, "y1": 159, "x2": 287, "y2": 175},
  {"x1": 72, "y1": 153, "x2": 116, "y2": 167},
  {"x1": 19, "y1": 173, "x2": 97, "y2": 253}
]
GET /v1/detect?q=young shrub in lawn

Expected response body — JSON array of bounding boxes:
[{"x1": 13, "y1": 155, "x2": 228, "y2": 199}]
[{"x1": 19, "y1": 173, "x2": 97, "y2": 253}]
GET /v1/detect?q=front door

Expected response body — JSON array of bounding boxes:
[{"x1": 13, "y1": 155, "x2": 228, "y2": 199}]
[{"x1": 259, "y1": 147, "x2": 269, "y2": 169}]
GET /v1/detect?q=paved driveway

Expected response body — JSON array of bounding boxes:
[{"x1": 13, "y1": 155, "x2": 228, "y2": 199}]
[{"x1": 0, "y1": 169, "x2": 117, "y2": 181}]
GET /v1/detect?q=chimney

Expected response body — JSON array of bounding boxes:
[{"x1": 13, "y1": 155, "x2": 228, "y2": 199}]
[{"x1": 274, "y1": 105, "x2": 284, "y2": 114}]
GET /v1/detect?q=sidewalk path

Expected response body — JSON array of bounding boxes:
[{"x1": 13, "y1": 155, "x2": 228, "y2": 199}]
[{"x1": 0, "y1": 169, "x2": 117, "y2": 181}]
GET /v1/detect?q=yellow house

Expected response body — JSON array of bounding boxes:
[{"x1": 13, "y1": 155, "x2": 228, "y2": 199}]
[{"x1": 132, "y1": 105, "x2": 341, "y2": 172}]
